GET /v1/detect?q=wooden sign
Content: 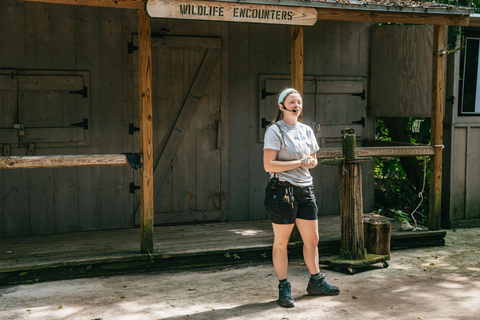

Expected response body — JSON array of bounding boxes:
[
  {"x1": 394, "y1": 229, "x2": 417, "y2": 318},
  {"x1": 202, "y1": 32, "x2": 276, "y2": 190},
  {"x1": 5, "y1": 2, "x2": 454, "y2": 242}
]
[{"x1": 146, "y1": 0, "x2": 318, "y2": 26}]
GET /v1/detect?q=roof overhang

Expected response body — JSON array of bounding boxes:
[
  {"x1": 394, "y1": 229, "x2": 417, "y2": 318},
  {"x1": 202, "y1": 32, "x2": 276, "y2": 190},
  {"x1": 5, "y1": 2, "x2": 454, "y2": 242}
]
[
  {"x1": 21, "y1": 0, "x2": 473, "y2": 26},
  {"x1": 468, "y1": 13, "x2": 480, "y2": 27}
]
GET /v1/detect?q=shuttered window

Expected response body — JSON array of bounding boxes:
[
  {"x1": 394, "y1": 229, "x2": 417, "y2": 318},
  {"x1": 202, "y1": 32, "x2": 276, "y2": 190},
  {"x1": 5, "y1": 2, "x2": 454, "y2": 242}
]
[
  {"x1": 0, "y1": 69, "x2": 90, "y2": 147},
  {"x1": 258, "y1": 75, "x2": 367, "y2": 143}
]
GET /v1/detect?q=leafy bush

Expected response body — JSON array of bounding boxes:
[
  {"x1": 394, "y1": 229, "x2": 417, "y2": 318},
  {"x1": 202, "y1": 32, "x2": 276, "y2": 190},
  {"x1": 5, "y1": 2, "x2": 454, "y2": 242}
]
[{"x1": 374, "y1": 118, "x2": 429, "y2": 226}]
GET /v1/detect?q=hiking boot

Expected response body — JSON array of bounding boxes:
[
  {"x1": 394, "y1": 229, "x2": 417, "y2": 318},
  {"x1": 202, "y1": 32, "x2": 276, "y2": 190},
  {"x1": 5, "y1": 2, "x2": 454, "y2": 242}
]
[
  {"x1": 278, "y1": 281, "x2": 294, "y2": 308},
  {"x1": 306, "y1": 274, "x2": 340, "y2": 296}
]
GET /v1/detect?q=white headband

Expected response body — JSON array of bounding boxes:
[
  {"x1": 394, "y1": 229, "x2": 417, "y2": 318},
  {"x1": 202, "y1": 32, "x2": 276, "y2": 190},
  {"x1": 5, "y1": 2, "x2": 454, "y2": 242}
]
[{"x1": 278, "y1": 88, "x2": 297, "y2": 105}]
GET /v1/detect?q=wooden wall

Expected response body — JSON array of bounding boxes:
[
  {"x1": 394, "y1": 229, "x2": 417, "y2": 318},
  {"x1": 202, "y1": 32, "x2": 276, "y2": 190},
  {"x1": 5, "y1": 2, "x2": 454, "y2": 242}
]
[
  {"x1": 0, "y1": 1, "x2": 138, "y2": 236},
  {"x1": 370, "y1": 25, "x2": 433, "y2": 118},
  {"x1": 0, "y1": 0, "x2": 376, "y2": 236},
  {"x1": 443, "y1": 29, "x2": 480, "y2": 228}
]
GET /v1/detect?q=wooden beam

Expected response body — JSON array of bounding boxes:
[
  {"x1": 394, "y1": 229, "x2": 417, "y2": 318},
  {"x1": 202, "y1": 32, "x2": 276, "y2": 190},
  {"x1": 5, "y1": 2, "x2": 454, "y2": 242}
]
[
  {"x1": 291, "y1": 26, "x2": 304, "y2": 122},
  {"x1": 317, "y1": 146, "x2": 435, "y2": 159},
  {"x1": 0, "y1": 154, "x2": 129, "y2": 169},
  {"x1": 138, "y1": 9, "x2": 154, "y2": 254},
  {"x1": 316, "y1": 8, "x2": 470, "y2": 26},
  {"x1": 290, "y1": 25, "x2": 304, "y2": 243},
  {"x1": 21, "y1": 0, "x2": 144, "y2": 9},
  {"x1": 429, "y1": 25, "x2": 446, "y2": 231}
]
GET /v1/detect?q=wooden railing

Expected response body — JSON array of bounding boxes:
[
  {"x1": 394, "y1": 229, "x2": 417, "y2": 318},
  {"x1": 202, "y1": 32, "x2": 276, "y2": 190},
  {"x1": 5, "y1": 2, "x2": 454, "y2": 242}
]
[{"x1": 0, "y1": 154, "x2": 130, "y2": 169}]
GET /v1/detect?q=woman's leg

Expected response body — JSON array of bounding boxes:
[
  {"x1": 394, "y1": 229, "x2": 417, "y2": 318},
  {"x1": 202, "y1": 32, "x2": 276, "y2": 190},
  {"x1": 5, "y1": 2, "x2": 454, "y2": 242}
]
[
  {"x1": 295, "y1": 218, "x2": 320, "y2": 275},
  {"x1": 271, "y1": 223, "x2": 295, "y2": 280}
]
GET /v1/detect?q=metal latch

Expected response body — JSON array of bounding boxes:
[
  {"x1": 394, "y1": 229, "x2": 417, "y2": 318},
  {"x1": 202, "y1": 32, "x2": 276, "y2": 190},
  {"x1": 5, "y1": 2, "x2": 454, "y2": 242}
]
[{"x1": 14, "y1": 124, "x2": 25, "y2": 136}]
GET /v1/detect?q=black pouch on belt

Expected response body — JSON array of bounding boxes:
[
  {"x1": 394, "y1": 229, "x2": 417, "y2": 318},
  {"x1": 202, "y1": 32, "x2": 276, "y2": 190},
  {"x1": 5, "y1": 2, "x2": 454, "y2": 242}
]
[{"x1": 264, "y1": 177, "x2": 279, "y2": 210}]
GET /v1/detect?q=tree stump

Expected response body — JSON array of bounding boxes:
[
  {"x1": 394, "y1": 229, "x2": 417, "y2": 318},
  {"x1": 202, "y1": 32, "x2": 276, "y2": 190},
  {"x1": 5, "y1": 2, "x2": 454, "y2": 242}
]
[
  {"x1": 364, "y1": 216, "x2": 391, "y2": 259},
  {"x1": 338, "y1": 162, "x2": 365, "y2": 260}
]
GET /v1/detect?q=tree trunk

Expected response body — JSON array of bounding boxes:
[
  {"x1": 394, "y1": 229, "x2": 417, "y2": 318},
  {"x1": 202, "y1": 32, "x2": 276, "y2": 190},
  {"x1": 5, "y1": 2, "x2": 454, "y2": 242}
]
[{"x1": 364, "y1": 217, "x2": 391, "y2": 259}]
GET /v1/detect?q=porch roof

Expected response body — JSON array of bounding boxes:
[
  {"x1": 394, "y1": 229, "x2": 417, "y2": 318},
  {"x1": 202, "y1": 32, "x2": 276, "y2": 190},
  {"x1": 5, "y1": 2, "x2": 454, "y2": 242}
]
[{"x1": 225, "y1": 0, "x2": 472, "y2": 15}]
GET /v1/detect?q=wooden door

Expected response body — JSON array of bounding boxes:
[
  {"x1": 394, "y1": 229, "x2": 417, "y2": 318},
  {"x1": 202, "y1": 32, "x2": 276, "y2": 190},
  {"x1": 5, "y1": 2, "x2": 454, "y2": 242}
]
[{"x1": 134, "y1": 35, "x2": 222, "y2": 225}]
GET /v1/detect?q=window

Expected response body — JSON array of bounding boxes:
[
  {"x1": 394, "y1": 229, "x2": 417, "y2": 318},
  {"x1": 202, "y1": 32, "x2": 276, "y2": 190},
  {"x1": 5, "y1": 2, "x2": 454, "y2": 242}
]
[{"x1": 459, "y1": 36, "x2": 480, "y2": 116}]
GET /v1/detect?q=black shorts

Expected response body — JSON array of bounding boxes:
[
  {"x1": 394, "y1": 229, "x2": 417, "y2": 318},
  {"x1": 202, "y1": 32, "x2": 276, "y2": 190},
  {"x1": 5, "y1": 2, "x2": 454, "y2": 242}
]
[{"x1": 264, "y1": 183, "x2": 318, "y2": 225}]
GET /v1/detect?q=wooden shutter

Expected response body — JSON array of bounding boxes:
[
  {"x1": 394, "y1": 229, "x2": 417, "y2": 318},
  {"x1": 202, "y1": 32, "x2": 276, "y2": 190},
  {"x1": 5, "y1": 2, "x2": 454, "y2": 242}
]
[{"x1": 0, "y1": 69, "x2": 90, "y2": 147}]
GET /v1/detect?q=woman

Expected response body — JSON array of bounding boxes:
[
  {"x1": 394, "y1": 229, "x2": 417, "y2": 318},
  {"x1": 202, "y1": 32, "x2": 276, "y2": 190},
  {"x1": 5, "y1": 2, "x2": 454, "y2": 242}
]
[{"x1": 263, "y1": 88, "x2": 340, "y2": 308}]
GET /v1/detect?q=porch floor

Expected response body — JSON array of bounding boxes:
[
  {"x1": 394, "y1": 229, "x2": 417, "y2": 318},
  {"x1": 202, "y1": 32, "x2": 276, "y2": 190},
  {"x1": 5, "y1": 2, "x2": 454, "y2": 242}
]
[{"x1": 0, "y1": 215, "x2": 446, "y2": 285}]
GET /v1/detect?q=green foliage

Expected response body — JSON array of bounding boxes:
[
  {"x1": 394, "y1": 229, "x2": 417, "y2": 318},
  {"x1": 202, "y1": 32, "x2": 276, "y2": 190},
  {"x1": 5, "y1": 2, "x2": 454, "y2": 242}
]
[{"x1": 374, "y1": 118, "x2": 429, "y2": 225}]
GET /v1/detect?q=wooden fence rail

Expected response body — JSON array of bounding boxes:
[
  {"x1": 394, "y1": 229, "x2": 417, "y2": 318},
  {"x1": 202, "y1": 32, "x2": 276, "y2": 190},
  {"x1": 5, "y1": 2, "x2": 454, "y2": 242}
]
[
  {"x1": 0, "y1": 154, "x2": 130, "y2": 169},
  {"x1": 317, "y1": 146, "x2": 434, "y2": 159},
  {"x1": 0, "y1": 146, "x2": 434, "y2": 169}
]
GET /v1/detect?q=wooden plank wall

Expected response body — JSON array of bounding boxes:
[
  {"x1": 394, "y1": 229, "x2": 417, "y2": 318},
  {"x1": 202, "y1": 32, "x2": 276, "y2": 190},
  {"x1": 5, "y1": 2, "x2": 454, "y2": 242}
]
[
  {"x1": 1, "y1": 1, "x2": 375, "y2": 235},
  {"x1": 227, "y1": 20, "x2": 375, "y2": 221},
  {"x1": 0, "y1": 1, "x2": 137, "y2": 236},
  {"x1": 370, "y1": 25, "x2": 433, "y2": 118}
]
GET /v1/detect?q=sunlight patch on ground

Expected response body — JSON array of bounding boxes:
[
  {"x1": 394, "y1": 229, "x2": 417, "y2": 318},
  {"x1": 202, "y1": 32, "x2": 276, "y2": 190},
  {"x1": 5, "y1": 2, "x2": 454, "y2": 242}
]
[
  {"x1": 4, "y1": 305, "x2": 82, "y2": 320},
  {"x1": 229, "y1": 229, "x2": 264, "y2": 236}
]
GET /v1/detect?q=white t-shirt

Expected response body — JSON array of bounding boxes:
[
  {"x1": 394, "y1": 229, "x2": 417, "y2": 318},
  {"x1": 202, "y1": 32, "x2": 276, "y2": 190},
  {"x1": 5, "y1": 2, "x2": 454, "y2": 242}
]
[{"x1": 263, "y1": 120, "x2": 320, "y2": 187}]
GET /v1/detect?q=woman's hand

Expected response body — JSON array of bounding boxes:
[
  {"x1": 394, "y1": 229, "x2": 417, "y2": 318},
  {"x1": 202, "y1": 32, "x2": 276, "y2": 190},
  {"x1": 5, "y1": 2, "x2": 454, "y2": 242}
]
[{"x1": 300, "y1": 155, "x2": 318, "y2": 169}]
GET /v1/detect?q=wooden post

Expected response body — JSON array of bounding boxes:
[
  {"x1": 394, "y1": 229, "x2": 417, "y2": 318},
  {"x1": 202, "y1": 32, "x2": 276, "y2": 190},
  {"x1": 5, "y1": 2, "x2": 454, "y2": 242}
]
[
  {"x1": 338, "y1": 163, "x2": 365, "y2": 259},
  {"x1": 429, "y1": 25, "x2": 446, "y2": 231},
  {"x1": 291, "y1": 26, "x2": 304, "y2": 122},
  {"x1": 138, "y1": 9, "x2": 154, "y2": 253},
  {"x1": 290, "y1": 25, "x2": 304, "y2": 242}
]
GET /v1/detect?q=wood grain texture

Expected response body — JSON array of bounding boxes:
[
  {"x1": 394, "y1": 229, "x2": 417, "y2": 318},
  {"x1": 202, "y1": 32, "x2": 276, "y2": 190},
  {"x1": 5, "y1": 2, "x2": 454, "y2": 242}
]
[
  {"x1": 465, "y1": 127, "x2": 480, "y2": 220},
  {"x1": 370, "y1": 25, "x2": 433, "y2": 117},
  {"x1": 138, "y1": 9, "x2": 154, "y2": 253},
  {"x1": 338, "y1": 163, "x2": 364, "y2": 259},
  {"x1": 23, "y1": 0, "x2": 144, "y2": 9},
  {"x1": 147, "y1": 0, "x2": 317, "y2": 26},
  {"x1": 291, "y1": 26, "x2": 304, "y2": 122},
  {"x1": 429, "y1": 25, "x2": 446, "y2": 231},
  {"x1": 316, "y1": 8, "x2": 470, "y2": 26},
  {"x1": 0, "y1": 155, "x2": 130, "y2": 169}
]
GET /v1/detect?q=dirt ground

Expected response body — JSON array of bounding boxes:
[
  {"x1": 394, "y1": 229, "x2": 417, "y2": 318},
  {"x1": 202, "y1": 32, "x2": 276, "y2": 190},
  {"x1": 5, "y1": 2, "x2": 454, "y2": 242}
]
[{"x1": 1, "y1": 228, "x2": 479, "y2": 320}]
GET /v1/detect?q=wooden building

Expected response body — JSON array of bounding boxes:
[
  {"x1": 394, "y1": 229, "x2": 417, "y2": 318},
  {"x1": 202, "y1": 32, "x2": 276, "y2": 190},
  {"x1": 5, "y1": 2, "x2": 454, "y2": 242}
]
[
  {"x1": 0, "y1": 0, "x2": 472, "y2": 252},
  {"x1": 443, "y1": 13, "x2": 480, "y2": 228}
]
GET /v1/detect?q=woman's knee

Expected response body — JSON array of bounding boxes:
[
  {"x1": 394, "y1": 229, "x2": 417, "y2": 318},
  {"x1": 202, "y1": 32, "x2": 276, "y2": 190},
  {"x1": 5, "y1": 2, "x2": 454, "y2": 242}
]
[{"x1": 303, "y1": 235, "x2": 319, "y2": 248}]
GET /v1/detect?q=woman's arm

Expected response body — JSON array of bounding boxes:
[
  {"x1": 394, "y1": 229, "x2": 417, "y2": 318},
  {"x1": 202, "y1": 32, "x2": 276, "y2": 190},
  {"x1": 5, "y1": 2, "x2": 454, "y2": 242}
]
[{"x1": 263, "y1": 148, "x2": 302, "y2": 173}]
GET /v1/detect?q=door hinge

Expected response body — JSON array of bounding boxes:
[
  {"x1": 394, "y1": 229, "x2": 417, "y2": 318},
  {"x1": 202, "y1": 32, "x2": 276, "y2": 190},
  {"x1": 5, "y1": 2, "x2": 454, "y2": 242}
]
[
  {"x1": 352, "y1": 90, "x2": 365, "y2": 100},
  {"x1": 128, "y1": 41, "x2": 138, "y2": 54},
  {"x1": 261, "y1": 88, "x2": 276, "y2": 100},
  {"x1": 446, "y1": 96, "x2": 455, "y2": 104},
  {"x1": 69, "y1": 86, "x2": 88, "y2": 98},
  {"x1": 129, "y1": 123, "x2": 140, "y2": 134},
  {"x1": 129, "y1": 182, "x2": 140, "y2": 193},
  {"x1": 70, "y1": 118, "x2": 89, "y2": 130},
  {"x1": 351, "y1": 117, "x2": 365, "y2": 127},
  {"x1": 261, "y1": 118, "x2": 272, "y2": 128}
]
